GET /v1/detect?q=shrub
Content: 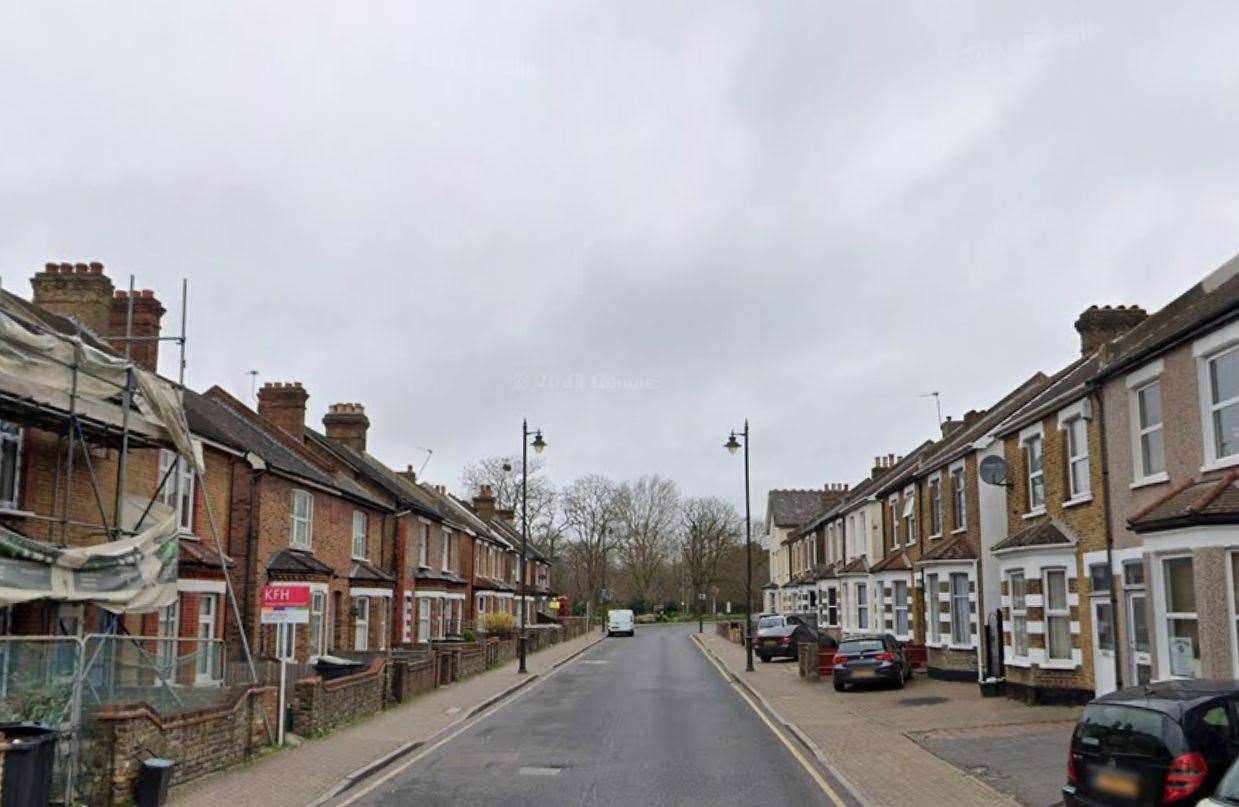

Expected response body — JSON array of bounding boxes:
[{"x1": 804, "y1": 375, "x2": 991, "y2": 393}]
[
  {"x1": 481, "y1": 611, "x2": 516, "y2": 637},
  {"x1": 461, "y1": 628, "x2": 477, "y2": 642}
]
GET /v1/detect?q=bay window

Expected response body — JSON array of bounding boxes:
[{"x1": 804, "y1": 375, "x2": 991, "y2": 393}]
[
  {"x1": 1009, "y1": 571, "x2": 1028, "y2": 657},
  {"x1": 1163, "y1": 557, "x2": 1200, "y2": 678},
  {"x1": 1044, "y1": 569, "x2": 1071, "y2": 661},
  {"x1": 949, "y1": 573, "x2": 969, "y2": 645}
]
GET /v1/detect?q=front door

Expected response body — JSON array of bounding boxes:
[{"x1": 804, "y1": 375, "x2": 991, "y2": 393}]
[
  {"x1": 1125, "y1": 590, "x2": 1152, "y2": 685},
  {"x1": 1091, "y1": 598, "x2": 1117, "y2": 695},
  {"x1": 195, "y1": 595, "x2": 218, "y2": 684}
]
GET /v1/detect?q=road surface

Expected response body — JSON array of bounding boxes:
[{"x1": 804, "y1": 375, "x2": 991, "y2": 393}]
[{"x1": 345, "y1": 623, "x2": 835, "y2": 806}]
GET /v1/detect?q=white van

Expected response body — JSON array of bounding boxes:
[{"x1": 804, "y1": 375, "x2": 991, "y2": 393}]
[{"x1": 606, "y1": 609, "x2": 635, "y2": 637}]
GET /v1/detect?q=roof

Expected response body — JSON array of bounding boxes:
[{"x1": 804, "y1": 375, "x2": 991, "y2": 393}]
[
  {"x1": 994, "y1": 354, "x2": 1099, "y2": 438},
  {"x1": 349, "y1": 559, "x2": 395, "y2": 584},
  {"x1": 839, "y1": 556, "x2": 869, "y2": 575},
  {"x1": 918, "y1": 373, "x2": 1051, "y2": 470},
  {"x1": 1129, "y1": 470, "x2": 1239, "y2": 533},
  {"x1": 179, "y1": 537, "x2": 233, "y2": 569},
  {"x1": 267, "y1": 548, "x2": 334, "y2": 577},
  {"x1": 186, "y1": 388, "x2": 387, "y2": 510},
  {"x1": 1095, "y1": 679, "x2": 1239, "y2": 720},
  {"x1": 871, "y1": 440, "x2": 940, "y2": 498},
  {"x1": 304, "y1": 429, "x2": 440, "y2": 520},
  {"x1": 815, "y1": 563, "x2": 837, "y2": 581},
  {"x1": 870, "y1": 550, "x2": 912, "y2": 573},
  {"x1": 0, "y1": 288, "x2": 115, "y2": 354},
  {"x1": 414, "y1": 567, "x2": 467, "y2": 584},
  {"x1": 918, "y1": 534, "x2": 978, "y2": 563},
  {"x1": 767, "y1": 490, "x2": 829, "y2": 528},
  {"x1": 1098, "y1": 253, "x2": 1239, "y2": 381},
  {"x1": 991, "y1": 519, "x2": 1074, "y2": 553}
]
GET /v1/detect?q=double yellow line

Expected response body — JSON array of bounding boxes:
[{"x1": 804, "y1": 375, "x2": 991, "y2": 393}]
[{"x1": 694, "y1": 638, "x2": 849, "y2": 807}]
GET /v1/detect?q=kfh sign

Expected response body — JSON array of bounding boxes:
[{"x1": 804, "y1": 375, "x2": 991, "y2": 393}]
[{"x1": 261, "y1": 584, "x2": 310, "y2": 625}]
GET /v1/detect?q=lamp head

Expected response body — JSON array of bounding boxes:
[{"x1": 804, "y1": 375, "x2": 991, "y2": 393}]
[
  {"x1": 724, "y1": 431, "x2": 741, "y2": 455},
  {"x1": 531, "y1": 430, "x2": 547, "y2": 454}
]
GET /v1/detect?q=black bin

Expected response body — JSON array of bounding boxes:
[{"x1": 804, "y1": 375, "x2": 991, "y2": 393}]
[
  {"x1": 134, "y1": 758, "x2": 175, "y2": 807},
  {"x1": 314, "y1": 655, "x2": 364, "y2": 682},
  {"x1": 0, "y1": 722, "x2": 58, "y2": 807}
]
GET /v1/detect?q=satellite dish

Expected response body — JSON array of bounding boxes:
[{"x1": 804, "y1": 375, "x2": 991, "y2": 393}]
[{"x1": 979, "y1": 455, "x2": 1010, "y2": 487}]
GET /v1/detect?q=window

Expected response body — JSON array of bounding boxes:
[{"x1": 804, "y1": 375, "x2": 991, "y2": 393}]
[
  {"x1": 156, "y1": 598, "x2": 180, "y2": 678},
  {"x1": 309, "y1": 591, "x2": 325, "y2": 657},
  {"x1": 291, "y1": 489, "x2": 313, "y2": 549},
  {"x1": 351, "y1": 511, "x2": 367, "y2": 559},
  {"x1": 158, "y1": 449, "x2": 194, "y2": 532},
  {"x1": 403, "y1": 593, "x2": 414, "y2": 643},
  {"x1": 473, "y1": 542, "x2": 482, "y2": 577},
  {"x1": 856, "y1": 583, "x2": 868, "y2": 630},
  {"x1": 1009, "y1": 571, "x2": 1028, "y2": 657},
  {"x1": 951, "y1": 466, "x2": 966, "y2": 530},
  {"x1": 275, "y1": 623, "x2": 296, "y2": 661},
  {"x1": 441, "y1": 529, "x2": 451, "y2": 571},
  {"x1": 417, "y1": 597, "x2": 432, "y2": 642},
  {"x1": 196, "y1": 595, "x2": 219, "y2": 682},
  {"x1": 826, "y1": 587, "x2": 838, "y2": 626},
  {"x1": 0, "y1": 421, "x2": 22, "y2": 510},
  {"x1": 1135, "y1": 381, "x2": 1165, "y2": 479},
  {"x1": 1164, "y1": 557, "x2": 1200, "y2": 678},
  {"x1": 889, "y1": 498, "x2": 899, "y2": 546},
  {"x1": 1025, "y1": 435, "x2": 1045, "y2": 512},
  {"x1": 927, "y1": 573, "x2": 940, "y2": 643},
  {"x1": 903, "y1": 491, "x2": 916, "y2": 544},
  {"x1": 1088, "y1": 562, "x2": 1112, "y2": 595},
  {"x1": 1095, "y1": 601, "x2": 1115, "y2": 653},
  {"x1": 418, "y1": 523, "x2": 430, "y2": 567},
  {"x1": 929, "y1": 476, "x2": 942, "y2": 536},
  {"x1": 377, "y1": 600, "x2": 389, "y2": 650},
  {"x1": 893, "y1": 580, "x2": 908, "y2": 637},
  {"x1": 950, "y1": 573, "x2": 969, "y2": 645},
  {"x1": 1045, "y1": 569, "x2": 1071, "y2": 661},
  {"x1": 476, "y1": 594, "x2": 485, "y2": 616},
  {"x1": 1065, "y1": 417, "x2": 1090, "y2": 499},
  {"x1": 1207, "y1": 346, "x2": 1239, "y2": 462},
  {"x1": 353, "y1": 596, "x2": 370, "y2": 651}
]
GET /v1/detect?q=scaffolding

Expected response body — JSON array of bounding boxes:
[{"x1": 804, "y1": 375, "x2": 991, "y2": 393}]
[{"x1": 0, "y1": 275, "x2": 268, "y2": 803}]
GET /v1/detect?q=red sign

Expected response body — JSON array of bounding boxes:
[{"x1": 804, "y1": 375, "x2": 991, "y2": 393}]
[{"x1": 262, "y1": 585, "x2": 310, "y2": 609}]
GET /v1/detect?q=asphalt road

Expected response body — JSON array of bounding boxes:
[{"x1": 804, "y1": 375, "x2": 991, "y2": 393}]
[{"x1": 348, "y1": 623, "x2": 830, "y2": 807}]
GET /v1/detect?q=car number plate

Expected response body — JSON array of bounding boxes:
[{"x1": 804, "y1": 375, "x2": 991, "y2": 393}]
[
  {"x1": 850, "y1": 668, "x2": 875, "y2": 678},
  {"x1": 1093, "y1": 770, "x2": 1139, "y2": 798}
]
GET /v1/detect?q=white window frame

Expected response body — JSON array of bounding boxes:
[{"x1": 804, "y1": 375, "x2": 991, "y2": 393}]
[
  {"x1": 888, "y1": 496, "x2": 899, "y2": 548},
  {"x1": 309, "y1": 590, "x2": 326, "y2": 658},
  {"x1": 1063, "y1": 416, "x2": 1091, "y2": 502},
  {"x1": 441, "y1": 528, "x2": 451, "y2": 571},
  {"x1": 1160, "y1": 554, "x2": 1200, "y2": 679},
  {"x1": 856, "y1": 582, "x2": 868, "y2": 631},
  {"x1": 926, "y1": 573, "x2": 940, "y2": 644},
  {"x1": 158, "y1": 449, "x2": 195, "y2": 533},
  {"x1": 0, "y1": 421, "x2": 23, "y2": 511},
  {"x1": 1126, "y1": 360, "x2": 1168, "y2": 487},
  {"x1": 1044, "y1": 568, "x2": 1071, "y2": 661},
  {"x1": 1009, "y1": 570, "x2": 1028, "y2": 657},
  {"x1": 902, "y1": 488, "x2": 916, "y2": 545},
  {"x1": 419, "y1": 523, "x2": 430, "y2": 568},
  {"x1": 353, "y1": 596, "x2": 370, "y2": 651},
  {"x1": 156, "y1": 597, "x2": 180, "y2": 677},
  {"x1": 1024, "y1": 433, "x2": 1046, "y2": 515},
  {"x1": 949, "y1": 572, "x2": 970, "y2": 646},
  {"x1": 351, "y1": 511, "x2": 368, "y2": 560},
  {"x1": 893, "y1": 580, "x2": 909, "y2": 638},
  {"x1": 195, "y1": 594, "x2": 219, "y2": 683},
  {"x1": 928, "y1": 474, "x2": 942, "y2": 537},
  {"x1": 1196, "y1": 322, "x2": 1239, "y2": 471},
  {"x1": 416, "y1": 596, "x2": 432, "y2": 643},
  {"x1": 291, "y1": 489, "x2": 313, "y2": 550},
  {"x1": 950, "y1": 463, "x2": 967, "y2": 532}
]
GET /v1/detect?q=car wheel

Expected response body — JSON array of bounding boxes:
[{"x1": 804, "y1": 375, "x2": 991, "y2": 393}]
[
  {"x1": 893, "y1": 673, "x2": 905, "y2": 690},
  {"x1": 760, "y1": 655, "x2": 770, "y2": 663},
  {"x1": 833, "y1": 680, "x2": 845, "y2": 692}
]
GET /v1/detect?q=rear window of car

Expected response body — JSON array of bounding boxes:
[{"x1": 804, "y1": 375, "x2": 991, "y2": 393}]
[
  {"x1": 838, "y1": 640, "x2": 884, "y2": 654},
  {"x1": 758, "y1": 617, "x2": 784, "y2": 629},
  {"x1": 1076, "y1": 704, "x2": 1184, "y2": 761}
]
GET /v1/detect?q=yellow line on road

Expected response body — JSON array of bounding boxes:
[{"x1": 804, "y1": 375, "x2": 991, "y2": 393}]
[{"x1": 694, "y1": 638, "x2": 847, "y2": 807}]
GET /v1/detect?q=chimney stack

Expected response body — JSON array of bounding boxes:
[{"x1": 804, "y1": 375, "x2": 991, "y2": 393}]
[
  {"x1": 322, "y1": 403, "x2": 370, "y2": 453},
  {"x1": 941, "y1": 415, "x2": 963, "y2": 439},
  {"x1": 31, "y1": 261, "x2": 115, "y2": 339},
  {"x1": 1075, "y1": 305, "x2": 1147, "y2": 357},
  {"x1": 109, "y1": 288, "x2": 165, "y2": 372},
  {"x1": 821, "y1": 483, "x2": 849, "y2": 508},
  {"x1": 397, "y1": 464, "x2": 417, "y2": 484},
  {"x1": 257, "y1": 382, "x2": 308, "y2": 443},
  {"x1": 473, "y1": 485, "x2": 497, "y2": 522}
]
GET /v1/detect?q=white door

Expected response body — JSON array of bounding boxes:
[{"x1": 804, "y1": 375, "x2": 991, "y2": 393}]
[
  {"x1": 1091, "y1": 598, "x2": 1117, "y2": 695},
  {"x1": 353, "y1": 597, "x2": 369, "y2": 651},
  {"x1": 1125, "y1": 590, "x2": 1153, "y2": 685},
  {"x1": 195, "y1": 595, "x2": 218, "y2": 683},
  {"x1": 417, "y1": 598, "x2": 432, "y2": 643}
]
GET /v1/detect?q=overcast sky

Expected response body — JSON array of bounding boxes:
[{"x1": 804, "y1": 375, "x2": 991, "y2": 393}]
[{"x1": 3, "y1": 2, "x2": 1239, "y2": 519}]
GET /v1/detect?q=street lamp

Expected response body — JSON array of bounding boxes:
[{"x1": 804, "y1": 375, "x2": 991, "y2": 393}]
[
  {"x1": 723, "y1": 420, "x2": 754, "y2": 672},
  {"x1": 519, "y1": 419, "x2": 546, "y2": 674}
]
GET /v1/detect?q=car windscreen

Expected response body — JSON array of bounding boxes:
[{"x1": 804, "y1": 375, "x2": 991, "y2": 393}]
[
  {"x1": 757, "y1": 617, "x2": 783, "y2": 629},
  {"x1": 1075, "y1": 704, "x2": 1184, "y2": 762},
  {"x1": 837, "y1": 640, "x2": 884, "y2": 655}
]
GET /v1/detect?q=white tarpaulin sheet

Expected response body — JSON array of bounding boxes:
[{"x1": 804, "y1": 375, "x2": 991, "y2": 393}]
[{"x1": 0, "y1": 298, "x2": 202, "y2": 473}]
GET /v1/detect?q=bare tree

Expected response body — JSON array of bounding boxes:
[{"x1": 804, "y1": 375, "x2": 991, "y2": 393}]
[
  {"x1": 460, "y1": 455, "x2": 562, "y2": 556},
  {"x1": 559, "y1": 474, "x2": 620, "y2": 618},
  {"x1": 680, "y1": 496, "x2": 741, "y2": 617},
  {"x1": 613, "y1": 475, "x2": 678, "y2": 607}
]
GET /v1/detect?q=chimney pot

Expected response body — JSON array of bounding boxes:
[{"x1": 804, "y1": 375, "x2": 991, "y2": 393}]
[
  {"x1": 140, "y1": 289, "x2": 154, "y2": 299},
  {"x1": 58, "y1": 262, "x2": 72, "y2": 273},
  {"x1": 74, "y1": 263, "x2": 88, "y2": 274},
  {"x1": 89, "y1": 262, "x2": 103, "y2": 274},
  {"x1": 44, "y1": 263, "x2": 58, "y2": 274}
]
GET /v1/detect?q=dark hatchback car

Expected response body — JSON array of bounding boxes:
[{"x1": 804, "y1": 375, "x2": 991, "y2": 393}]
[
  {"x1": 1064, "y1": 681, "x2": 1239, "y2": 806},
  {"x1": 754, "y1": 614, "x2": 817, "y2": 662},
  {"x1": 832, "y1": 634, "x2": 912, "y2": 691}
]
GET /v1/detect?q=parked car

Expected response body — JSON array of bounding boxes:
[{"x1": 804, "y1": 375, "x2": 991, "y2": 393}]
[
  {"x1": 754, "y1": 614, "x2": 816, "y2": 662},
  {"x1": 831, "y1": 634, "x2": 912, "y2": 691},
  {"x1": 1064, "y1": 680, "x2": 1239, "y2": 806},
  {"x1": 1201, "y1": 754, "x2": 1239, "y2": 806},
  {"x1": 606, "y1": 609, "x2": 635, "y2": 637}
]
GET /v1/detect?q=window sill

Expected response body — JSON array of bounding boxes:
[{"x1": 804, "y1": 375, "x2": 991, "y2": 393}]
[
  {"x1": 0, "y1": 508, "x2": 34, "y2": 519},
  {"x1": 1022, "y1": 508, "x2": 1047, "y2": 520},
  {"x1": 1005, "y1": 656, "x2": 1033, "y2": 669},
  {"x1": 1039, "y1": 659, "x2": 1080, "y2": 670},
  {"x1": 929, "y1": 533, "x2": 943, "y2": 541},
  {"x1": 351, "y1": 555, "x2": 368, "y2": 562},
  {"x1": 951, "y1": 527, "x2": 967, "y2": 535},
  {"x1": 1130, "y1": 472, "x2": 1169, "y2": 490},
  {"x1": 1201, "y1": 455, "x2": 1239, "y2": 474},
  {"x1": 290, "y1": 545, "x2": 314, "y2": 554},
  {"x1": 1062, "y1": 494, "x2": 1093, "y2": 509},
  {"x1": 948, "y1": 643, "x2": 977, "y2": 652}
]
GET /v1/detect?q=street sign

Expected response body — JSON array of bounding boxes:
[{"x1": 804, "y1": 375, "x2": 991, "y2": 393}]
[
  {"x1": 697, "y1": 593, "x2": 706, "y2": 600},
  {"x1": 261, "y1": 584, "x2": 310, "y2": 625}
]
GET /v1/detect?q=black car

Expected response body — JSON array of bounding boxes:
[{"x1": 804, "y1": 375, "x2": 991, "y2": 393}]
[
  {"x1": 1064, "y1": 680, "x2": 1239, "y2": 806},
  {"x1": 754, "y1": 614, "x2": 817, "y2": 662},
  {"x1": 831, "y1": 634, "x2": 912, "y2": 691}
]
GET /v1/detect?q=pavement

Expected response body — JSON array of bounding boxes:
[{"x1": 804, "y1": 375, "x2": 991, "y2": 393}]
[
  {"x1": 343, "y1": 623, "x2": 838, "y2": 807},
  {"x1": 169, "y1": 630, "x2": 603, "y2": 807},
  {"x1": 697, "y1": 630, "x2": 1082, "y2": 807}
]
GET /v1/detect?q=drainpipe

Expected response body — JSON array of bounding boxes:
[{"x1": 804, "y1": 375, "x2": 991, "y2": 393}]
[
  {"x1": 242, "y1": 456, "x2": 266, "y2": 652},
  {"x1": 1091, "y1": 387, "x2": 1124, "y2": 689}
]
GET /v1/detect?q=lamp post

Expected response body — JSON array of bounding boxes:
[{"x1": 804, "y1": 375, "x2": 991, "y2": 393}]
[
  {"x1": 519, "y1": 419, "x2": 546, "y2": 674},
  {"x1": 724, "y1": 421, "x2": 754, "y2": 672}
]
